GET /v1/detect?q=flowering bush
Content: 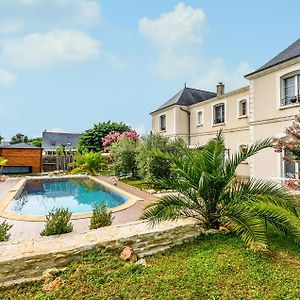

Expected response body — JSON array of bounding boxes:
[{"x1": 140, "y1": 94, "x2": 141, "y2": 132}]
[
  {"x1": 273, "y1": 115, "x2": 300, "y2": 161},
  {"x1": 285, "y1": 179, "x2": 300, "y2": 191},
  {"x1": 102, "y1": 130, "x2": 139, "y2": 152}
]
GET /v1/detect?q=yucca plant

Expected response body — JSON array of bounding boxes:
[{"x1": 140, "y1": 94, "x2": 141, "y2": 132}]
[{"x1": 141, "y1": 132, "x2": 300, "y2": 249}]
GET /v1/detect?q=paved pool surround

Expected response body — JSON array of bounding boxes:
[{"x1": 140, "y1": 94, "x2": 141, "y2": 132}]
[
  {"x1": 0, "y1": 175, "x2": 142, "y2": 222},
  {"x1": 0, "y1": 219, "x2": 201, "y2": 286}
]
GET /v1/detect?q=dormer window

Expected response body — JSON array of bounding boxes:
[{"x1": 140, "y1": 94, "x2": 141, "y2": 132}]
[
  {"x1": 281, "y1": 74, "x2": 300, "y2": 106},
  {"x1": 159, "y1": 114, "x2": 166, "y2": 131}
]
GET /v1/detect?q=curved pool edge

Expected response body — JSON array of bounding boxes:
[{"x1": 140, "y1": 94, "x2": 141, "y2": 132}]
[{"x1": 0, "y1": 175, "x2": 144, "y2": 222}]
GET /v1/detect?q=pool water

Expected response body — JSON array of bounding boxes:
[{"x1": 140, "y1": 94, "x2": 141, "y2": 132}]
[{"x1": 6, "y1": 178, "x2": 128, "y2": 216}]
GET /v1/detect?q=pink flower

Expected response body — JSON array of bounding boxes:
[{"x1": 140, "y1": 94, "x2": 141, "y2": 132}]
[{"x1": 102, "y1": 130, "x2": 140, "y2": 152}]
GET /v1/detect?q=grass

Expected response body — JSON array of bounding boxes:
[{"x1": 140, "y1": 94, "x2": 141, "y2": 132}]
[
  {"x1": 2, "y1": 230, "x2": 300, "y2": 300},
  {"x1": 120, "y1": 178, "x2": 163, "y2": 191}
]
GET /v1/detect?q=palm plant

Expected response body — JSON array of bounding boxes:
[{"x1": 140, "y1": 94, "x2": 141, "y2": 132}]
[
  {"x1": 141, "y1": 132, "x2": 300, "y2": 248},
  {"x1": 69, "y1": 151, "x2": 107, "y2": 175}
]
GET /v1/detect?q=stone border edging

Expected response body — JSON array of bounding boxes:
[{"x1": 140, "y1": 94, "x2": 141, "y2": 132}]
[
  {"x1": 0, "y1": 175, "x2": 143, "y2": 222},
  {"x1": 0, "y1": 219, "x2": 200, "y2": 287}
]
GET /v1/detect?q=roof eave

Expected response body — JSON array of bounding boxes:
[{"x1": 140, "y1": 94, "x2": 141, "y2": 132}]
[{"x1": 245, "y1": 56, "x2": 300, "y2": 79}]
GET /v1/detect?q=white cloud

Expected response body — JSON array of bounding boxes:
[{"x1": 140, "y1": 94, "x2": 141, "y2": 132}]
[
  {"x1": 0, "y1": 0, "x2": 100, "y2": 32},
  {"x1": 0, "y1": 67, "x2": 16, "y2": 87},
  {"x1": 192, "y1": 60, "x2": 252, "y2": 91},
  {"x1": 2, "y1": 29, "x2": 100, "y2": 69},
  {"x1": 139, "y1": 3, "x2": 251, "y2": 90}
]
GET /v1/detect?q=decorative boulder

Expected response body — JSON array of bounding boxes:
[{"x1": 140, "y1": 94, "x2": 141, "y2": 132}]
[{"x1": 120, "y1": 246, "x2": 138, "y2": 261}]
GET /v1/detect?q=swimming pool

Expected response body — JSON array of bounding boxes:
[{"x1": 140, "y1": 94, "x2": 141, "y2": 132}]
[{"x1": 5, "y1": 177, "x2": 128, "y2": 216}]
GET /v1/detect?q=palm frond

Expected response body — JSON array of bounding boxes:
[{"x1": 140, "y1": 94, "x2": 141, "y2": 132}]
[
  {"x1": 140, "y1": 194, "x2": 204, "y2": 226},
  {"x1": 222, "y1": 204, "x2": 267, "y2": 247},
  {"x1": 225, "y1": 138, "x2": 273, "y2": 178},
  {"x1": 252, "y1": 201, "x2": 300, "y2": 243}
]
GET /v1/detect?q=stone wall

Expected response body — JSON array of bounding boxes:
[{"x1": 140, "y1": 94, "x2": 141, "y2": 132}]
[{"x1": 0, "y1": 219, "x2": 200, "y2": 286}]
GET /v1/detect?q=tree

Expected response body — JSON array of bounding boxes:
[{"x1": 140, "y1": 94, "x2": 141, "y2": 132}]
[
  {"x1": 137, "y1": 133, "x2": 185, "y2": 180},
  {"x1": 10, "y1": 133, "x2": 28, "y2": 144},
  {"x1": 110, "y1": 137, "x2": 139, "y2": 177},
  {"x1": 69, "y1": 152, "x2": 108, "y2": 175},
  {"x1": 28, "y1": 137, "x2": 42, "y2": 147},
  {"x1": 78, "y1": 121, "x2": 131, "y2": 152},
  {"x1": 0, "y1": 135, "x2": 3, "y2": 144},
  {"x1": 141, "y1": 132, "x2": 300, "y2": 249}
]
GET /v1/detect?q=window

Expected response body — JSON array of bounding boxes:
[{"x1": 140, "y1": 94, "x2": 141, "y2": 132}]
[
  {"x1": 213, "y1": 103, "x2": 225, "y2": 124},
  {"x1": 239, "y1": 144, "x2": 248, "y2": 164},
  {"x1": 283, "y1": 150, "x2": 297, "y2": 178},
  {"x1": 159, "y1": 114, "x2": 166, "y2": 131},
  {"x1": 282, "y1": 74, "x2": 300, "y2": 106},
  {"x1": 239, "y1": 99, "x2": 247, "y2": 117},
  {"x1": 197, "y1": 111, "x2": 203, "y2": 125}
]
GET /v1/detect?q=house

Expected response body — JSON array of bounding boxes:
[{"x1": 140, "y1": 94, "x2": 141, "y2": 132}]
[
  {"x1": 42, "y1": 131, "x2": 82, "y2": 155},
  {"x1": 151, "y1": 38, "x2": 300, "y2": 180},
  {"x1": 0, "y1": 143, "x2": 43, "y2": 174}
]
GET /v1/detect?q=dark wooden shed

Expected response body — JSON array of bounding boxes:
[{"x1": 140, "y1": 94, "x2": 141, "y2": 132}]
[{"x1": 0, "y1": 143, "x2": 43, "y2": 174}]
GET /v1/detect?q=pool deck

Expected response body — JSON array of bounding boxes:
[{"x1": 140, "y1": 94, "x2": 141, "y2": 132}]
[{"x1": 0, "y1": 176, "x2": 159, "y2": 242}]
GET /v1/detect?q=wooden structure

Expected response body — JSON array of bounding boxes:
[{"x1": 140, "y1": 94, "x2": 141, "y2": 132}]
[
  {"x1": 42, "y1": 155, "x2": 75, "y2": 172},
  {"x1": 0, "y1": 143, "x2": 42, "y2": 174}
]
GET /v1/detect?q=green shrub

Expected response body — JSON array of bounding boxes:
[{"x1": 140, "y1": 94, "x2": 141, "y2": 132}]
[
  {"x1": 110, "y1": 137, "x2": 139, "y2": 177},
  {"x1": 0, "y1": 221, "x2": 12, "y2": 242},
  {"x1": 69, "y1": 151, "x2": 108, "y2": 175},
  {"x1": 137, "y1": 133, "x2": 185, "y2": 180},
  {"x1": 90, "y1": 204, "x2": 114, "y2": 229},
  {"x1": 41, "y1": 208, "x2": 73, "y2": 236}
]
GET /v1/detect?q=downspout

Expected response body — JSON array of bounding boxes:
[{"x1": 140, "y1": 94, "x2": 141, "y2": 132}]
[{"x1": 180, "y1": 107, "x2": 191, "y2": 146}]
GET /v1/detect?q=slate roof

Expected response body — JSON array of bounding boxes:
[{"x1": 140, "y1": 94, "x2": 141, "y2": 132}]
[
  {"x1": 42, "y1": 131, "x2": 82, "y2": 149},
  {"x1": 246, "y1": 38, "x2": 300, "y2": 77},
  {"x1": 152, "y1": 87, "x2": 216, "y2": 113},
  {"x1": 0, "y1": 142, "x2": 41, "y2": 149}
]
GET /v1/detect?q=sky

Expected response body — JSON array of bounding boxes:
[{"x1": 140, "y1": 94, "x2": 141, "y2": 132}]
[{"x1": 0, "y1": 0, "x2": 300, "y2": 140}]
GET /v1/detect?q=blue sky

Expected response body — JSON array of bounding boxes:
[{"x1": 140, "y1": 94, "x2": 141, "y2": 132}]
[{"x1": 0, "y1": 0, "x2": 300, "y2": 139}]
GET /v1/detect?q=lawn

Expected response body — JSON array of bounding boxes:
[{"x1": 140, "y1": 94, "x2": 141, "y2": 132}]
[
  {"x1": 2, "y1": 231, "x2": 300, "y2": 300},
  {"x1": 120, "y1": 178, "x2": 162, "y2": 191}
]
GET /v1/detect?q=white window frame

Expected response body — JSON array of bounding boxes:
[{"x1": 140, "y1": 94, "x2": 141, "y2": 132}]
[
  {"x1": 196, "y1": 110, "x2": 204, "y2": 126},
  {"x1": 237, "y1": 143, "x2": 248, "y2": 164},
  {"x1": 211, "y1": 101, "x2": 226, "y2": 126},
  {"x1": 159, "y1": 114, "x2": 166, "y2": 132},
  {"x1": 280, "y1": 149, "x2": 299, "y2": 179},
  {"x1": 237, "y1": 98, "x2": 248, "y2": 118},
  {"x1": 277, "y1": 67, "x2": 300, "y2": 109}
]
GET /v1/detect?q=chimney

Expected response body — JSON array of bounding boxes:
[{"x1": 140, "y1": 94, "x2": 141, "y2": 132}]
[{"x1": 216, "y1": 82, "x2": 225, "y2": 97}]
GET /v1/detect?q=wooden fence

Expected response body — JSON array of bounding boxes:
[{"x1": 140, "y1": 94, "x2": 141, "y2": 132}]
[{"x1": 42, "y1": 155, "x2": 75, "y2": 172}]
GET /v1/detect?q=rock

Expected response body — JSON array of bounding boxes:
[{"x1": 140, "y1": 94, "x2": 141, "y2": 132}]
[
  {"x1": 219, "y1": 226, "x2": 229, "y2": 233},
  {"x1": 42, "y1": 267, "x2": 66, "y2": 284},
  {"x1": 136, "y1": 258, "x2": 147, "y2": 267},
  {"x1": 120, "y1": 246, "x2": 138, "y2": 261},
  {"x1": 0, "y1": 175, "x2": 6, "y2": 182},
  {"x1": 42, "y1": 277, "x2": 62, "y2": 292},
  {"x1": 205, "y1": 229, "x2": 218, "y2": 235},
  {"x1": 146, "y1": 189, "x2": 156, "y2": 194}
]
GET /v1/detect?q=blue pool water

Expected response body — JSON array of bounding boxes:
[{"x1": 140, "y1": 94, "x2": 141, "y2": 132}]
[{"x1": 6, "y1": 177, "x2": 128, "y2": 216}]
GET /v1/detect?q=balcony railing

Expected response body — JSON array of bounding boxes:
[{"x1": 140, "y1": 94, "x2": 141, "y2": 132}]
[{"x1": 281, "y1": 94, "x2": 300, "y2": 106}]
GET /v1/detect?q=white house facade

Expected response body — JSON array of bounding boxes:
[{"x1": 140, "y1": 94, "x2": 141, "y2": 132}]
[{"x1": 151, "y1": 38, "x2": 300, "y2": 180}]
